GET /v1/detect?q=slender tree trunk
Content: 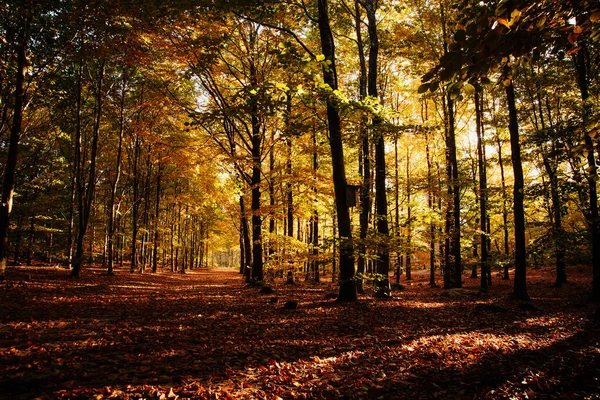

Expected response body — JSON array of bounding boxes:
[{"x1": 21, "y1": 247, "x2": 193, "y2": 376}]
[
  {"x1": 312, "y1": 129, "x2": 320, "y2": 283},
  {"x1": 318, "y1": 0, "x2": 356, "y2": 301},
  {"x1": 130, "y1": 135, "x2": 140, "y2": 273},
  {"x1": 395, "y1": 133, "x2": 401, "y2": 285},
  {"x1": 107, "y1": 74, "x2": 126, "y2": 276},
  {"x1": 365, "y1": 0, "x2": 391, "y2": 296},
  {"x1": 475, "y1": 89, "x2": 489, "y2": 292},
  {"x1": 440, "y1": 5, "x2": 461, "y2": 289},
  {"x1": 425, "y1": 129, "x2": 437, "y2": 287},
  {"x1": 286, "y1": 94, "x2": 294, "y2": 239},
  {"x1": 574, "y1": 46, "x2": 600, "y2": 299},
  {"x1": 249, "y1": 61, "x2": 263, "y2": 283},
  {"x1": 354, "y1": 0, "x2": 369, "y2": 294},
  {"x1": 241, "y1": 195, "x2": 252, "y2": 282},
  {"x1": 405, "y1": 145, "x2": 413, "y2": 282},
  {"x1": 505, "y1": 78, "x2": 529, "y2": 300},
  {"x1": 0, "y1": 12, "x2": 29, "y2": 279},
  {"x1": 72, "y1": 60, "x2": 104, "y2": 277},
  {"x1": 26, "y1": 217, "x2": 34, "y2": 266},
  {"x1": 152, "y1": 164, "x2": 161, "y2": 273}
]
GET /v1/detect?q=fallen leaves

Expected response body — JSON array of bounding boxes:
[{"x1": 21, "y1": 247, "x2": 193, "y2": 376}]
[{"x1": 0, "y1": 265, "x2": 599, "y2": 399}]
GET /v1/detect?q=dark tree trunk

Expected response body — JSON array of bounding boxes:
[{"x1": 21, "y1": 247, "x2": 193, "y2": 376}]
[
  {"x1": 505, "y1": 78, "x2": 529, "y2": 300},
  {"x1": 312, "y1": 129, "x2": 320, "y2": 283},
  {"x1": 26, "y1": 217, "x2": 34, "y2": 266},
  {"x1": 152, "y1": 164, "x2": 161, "y2": 273},
  {"x1": 130, "y1": 135, "x2": 140, "y2": 273},
  {"x1": 495, "y1": 128, "x2": 511, "y2": 280},
  {"x1": 405, "y1": 145, "x2": 412, "y2": 281},
  {"x1": 365, "y1": 0, "x2": 391, "y2": 296},
  {"x1": 107, "y1": 74, "x2": 126, "y2": 276},
  {"x1": 318, "y1": 0, "x2": 356, "y2": 301},
  {"x1": 250, "y1": 70, "x2": 263, "y2": 283},
  {"x1": 72, "y1": 60, "x2": 104, "y2": 277},
  {"x1": 449, "y1": 96, "x2": 462, "y2": 288},
  {"x1": 0, "y1": 12, "x2": 29, "y2": 279},
  {"x1": 574, "y1": 46, "x2": 600, "y2": 300},
  {"x1": 475, "y1": 89, "x2": 489, "y2": 292},
  {"x1": 354, "y1": 0, "x2": 369, "y2": 294},
  {"x1": 240, "y1": 195, "x2": 252, "y2": 282},
  {"x1": 425, "y1": 129, "x2": 437, "y2": 287},
  {"x1": 286, "y1": 94, "x2": 294, "y2": 239}
]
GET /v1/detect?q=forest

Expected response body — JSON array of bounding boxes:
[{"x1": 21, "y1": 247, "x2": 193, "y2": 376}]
[{"x1": 1, "y1": 0, "x2": 600, "y2": 398}]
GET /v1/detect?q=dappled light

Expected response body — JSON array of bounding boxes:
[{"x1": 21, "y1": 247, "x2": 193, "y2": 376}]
[
  {"x1": 2, "y1": 0, "x2": 600, "y2": 398},
  {"x1": 1, "y1": 266, "x2": 599, "y2": 399}
]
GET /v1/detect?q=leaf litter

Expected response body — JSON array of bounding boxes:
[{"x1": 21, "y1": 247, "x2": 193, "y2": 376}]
[{"x1": 0, "y1": 265, "x2": 599, "y2": 399}]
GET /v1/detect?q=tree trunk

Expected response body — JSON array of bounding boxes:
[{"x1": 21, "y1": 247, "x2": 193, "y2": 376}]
[
  {"x1": 354, "y1": 0, "x2": 369, "y2": 294},
  {"x1": 130, "y1": 135, "x2": 140, "y2": 273},
  {"x1": 249, "y1": 56, "x2": 263, "y2": 283},
  {"x1": 505, "y1": 78, "x2": 529, "y2": 300},
  {"x1": 107, "y1": 74, "x2": 126, "y2": 276},
  {"x1": 574, "y1": 46, "x2": 600, "y2": 300},
  {"x1": 318, "y1": 0, "x2": 356, "y2": 301},
  {"x1": 365, "y1": 0, "x2": 391, "y2": 297},
  {"x1": 312, "y1": 128, "x2": 320, "y2": 283},
  {"x1": 475, "y1": 89, "x2": 489, "y2": 292},
  {"x1": 0, "y1": 11, "x2": 29, "y2": 279},
  {"x1": 72, "y1": 60, "x2": 104, "y2": 277},
  {"x1": 152, "y1": 163, "x2": 161, "y2": 273},
  {"x1": 240, "y1": 195, "x2": 252, "y2": 282}
]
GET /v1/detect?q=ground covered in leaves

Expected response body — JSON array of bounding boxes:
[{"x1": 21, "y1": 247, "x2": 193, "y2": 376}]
[{"x1": 1, "y1": 265, "x2": 599, "y2": 399}]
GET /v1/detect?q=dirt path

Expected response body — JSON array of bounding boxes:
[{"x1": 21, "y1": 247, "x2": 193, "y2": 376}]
[{"x1": 1, "y1": 265, "x2": 599, "y2": 399}]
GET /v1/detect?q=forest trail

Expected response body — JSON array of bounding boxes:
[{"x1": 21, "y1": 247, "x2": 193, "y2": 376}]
[{"x1": 1, "y1": 265, "x2": 599, "y2": 399}]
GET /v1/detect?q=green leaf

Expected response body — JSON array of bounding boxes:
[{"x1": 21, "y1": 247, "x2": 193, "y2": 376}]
[{"x1": 464, "y1": 83, "x2": 476, "y2": 96}]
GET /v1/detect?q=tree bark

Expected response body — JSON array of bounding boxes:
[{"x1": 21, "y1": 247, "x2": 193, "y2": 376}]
[
  {"x1": 354, "y1": 0, "x2": 369, "y2": 294},
  {"x1": 152, "y1": 163, "x2": 161, "y2": 273},
  {"x1": 364, "y1": 0, "x2": 391, "y2": 296},
  {"x1": 505, "y1": 78, "x2": 529, "y2": 300},
  {"x1": 0, "y1": 11, "x2": 30, "y2": 279},
  {"x1": 107, "y1": 74, "x2": 127, "y2": 276},
  {"x1": 574, "y1": 46, "x2": 600, "y2": 300},
  {"x1": 475, "y1": 89, "x2": 489, "y2": 292},
  {"x1": 72, "y1": 59, "x2": 105, "y2": 277},
  {"x1": 130, "y1": 135, "x2": 140, "y2": 273},
  {"x1": 318, "y1": 0, "x2": 356, "y2": 301}
]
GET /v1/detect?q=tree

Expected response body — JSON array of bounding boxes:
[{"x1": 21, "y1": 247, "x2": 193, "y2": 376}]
[
  {"x1": 317, "y1": 0, "x2": 356, "y2": 301},
  {"x1": 0, "y1": 3, "x2": 30, "y2": 279}
]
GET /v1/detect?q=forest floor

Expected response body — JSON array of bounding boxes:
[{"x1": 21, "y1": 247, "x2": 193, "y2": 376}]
[{"x1": 0, "y1": 264, "x2": 599, "y2": 399}]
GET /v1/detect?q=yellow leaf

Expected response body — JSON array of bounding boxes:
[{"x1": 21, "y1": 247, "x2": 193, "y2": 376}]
[
  {"x1": 464, "y1": 83, "x2": 476, "y2": 96},
  {"x1": 536, "y1": 15, "x2": 547, "y2": 28},
  {"x1": 503, "y1": 78, "x2": 512, "y2": 87},
  {"x1": 316, "y1": 54, "x2": 326, "y2": 62},
  {"x1": 497, "y1": 18, "x2": 511, "y2": 29}
]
